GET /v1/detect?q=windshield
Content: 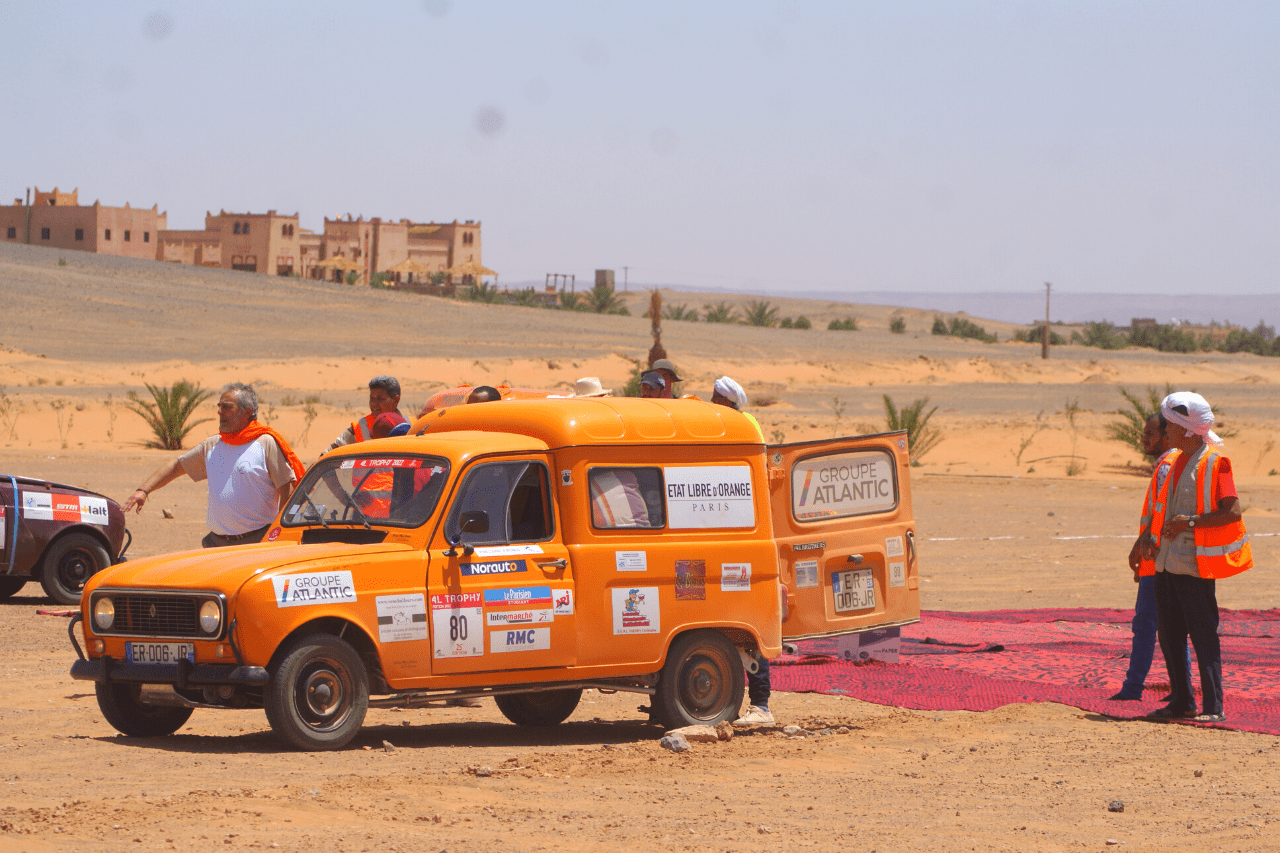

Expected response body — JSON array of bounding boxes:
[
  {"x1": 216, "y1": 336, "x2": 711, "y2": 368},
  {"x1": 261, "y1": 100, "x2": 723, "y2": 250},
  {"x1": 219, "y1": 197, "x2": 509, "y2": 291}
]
[{"x1": 282, "y1": 454, "x2": 449, "y2": 529}]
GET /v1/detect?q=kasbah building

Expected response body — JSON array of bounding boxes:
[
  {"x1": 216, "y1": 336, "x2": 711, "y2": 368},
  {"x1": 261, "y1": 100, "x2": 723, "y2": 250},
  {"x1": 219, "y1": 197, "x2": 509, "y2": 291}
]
[{"x1": 1, "y1": 186, "x2": 483, "y2": 284}]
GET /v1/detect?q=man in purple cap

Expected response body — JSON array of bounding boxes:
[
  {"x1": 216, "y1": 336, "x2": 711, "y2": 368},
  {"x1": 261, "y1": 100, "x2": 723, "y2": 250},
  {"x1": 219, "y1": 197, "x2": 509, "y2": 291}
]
[{"x1": 650, "y1": 359, "x2": 683, "y2": 399}]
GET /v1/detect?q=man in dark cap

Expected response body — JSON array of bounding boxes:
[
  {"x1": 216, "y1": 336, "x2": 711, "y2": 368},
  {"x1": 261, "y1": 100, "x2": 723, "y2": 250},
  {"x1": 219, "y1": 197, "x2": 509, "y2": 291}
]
[{"x1": 639, "y1": 372, "x2": 666, "y2": 399}]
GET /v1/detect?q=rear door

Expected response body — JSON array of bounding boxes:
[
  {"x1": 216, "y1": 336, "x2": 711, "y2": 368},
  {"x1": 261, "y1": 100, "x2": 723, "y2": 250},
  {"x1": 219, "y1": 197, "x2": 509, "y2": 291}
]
[{"x1": 767, "y1": 431, "x2": 920, "y2": 641}]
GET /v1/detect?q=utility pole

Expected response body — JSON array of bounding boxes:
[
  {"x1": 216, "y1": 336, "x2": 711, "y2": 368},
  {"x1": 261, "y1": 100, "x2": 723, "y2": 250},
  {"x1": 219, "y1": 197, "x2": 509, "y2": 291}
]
[
  {"x1": 622, "y1": 266, "x2": 629, "y2": 292},
  {"x1": 24, "y1": 187, "x2": 31, "y2": 244},
  {"x1": 1042, "y1": 281, "x2": 1051, "y2": 360}
]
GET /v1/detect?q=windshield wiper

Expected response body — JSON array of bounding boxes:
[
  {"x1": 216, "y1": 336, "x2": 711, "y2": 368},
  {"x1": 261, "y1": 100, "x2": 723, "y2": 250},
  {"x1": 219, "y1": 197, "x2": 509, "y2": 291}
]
[{"x1": 301, "y1": 492, "x2": 330, "y2": 528}]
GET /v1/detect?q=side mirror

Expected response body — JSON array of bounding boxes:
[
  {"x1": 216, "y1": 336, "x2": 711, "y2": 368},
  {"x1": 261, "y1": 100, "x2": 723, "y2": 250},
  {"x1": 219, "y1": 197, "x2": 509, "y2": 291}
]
[{"x1": 444, "y1": 511, "x2": 489, "y2": 557}]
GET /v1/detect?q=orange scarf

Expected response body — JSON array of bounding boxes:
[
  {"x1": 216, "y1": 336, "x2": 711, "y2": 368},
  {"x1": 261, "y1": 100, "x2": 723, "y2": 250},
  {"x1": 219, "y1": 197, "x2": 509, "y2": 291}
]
[{"x1": 220, "y1": 420, "x2": 306, "y2": 483}]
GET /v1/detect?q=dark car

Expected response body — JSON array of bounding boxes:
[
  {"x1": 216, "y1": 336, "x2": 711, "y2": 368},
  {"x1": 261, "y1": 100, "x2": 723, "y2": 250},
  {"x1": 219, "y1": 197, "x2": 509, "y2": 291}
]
[{"x1": 1, "y1": 474, "x2": 129, "y2": 605}]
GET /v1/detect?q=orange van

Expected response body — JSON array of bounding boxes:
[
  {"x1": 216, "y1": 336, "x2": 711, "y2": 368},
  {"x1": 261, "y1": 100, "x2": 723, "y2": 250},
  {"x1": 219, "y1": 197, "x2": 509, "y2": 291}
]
[{"x1": 70, "y1": 398, "x2": 919, "y2": 750}]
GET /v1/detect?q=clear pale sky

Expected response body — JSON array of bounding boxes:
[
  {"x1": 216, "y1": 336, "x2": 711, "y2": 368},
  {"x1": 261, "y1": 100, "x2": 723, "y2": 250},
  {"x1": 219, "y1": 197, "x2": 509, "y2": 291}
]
[{"x1": 3, "y1": 2, "x2": 1276, "y2": 295}]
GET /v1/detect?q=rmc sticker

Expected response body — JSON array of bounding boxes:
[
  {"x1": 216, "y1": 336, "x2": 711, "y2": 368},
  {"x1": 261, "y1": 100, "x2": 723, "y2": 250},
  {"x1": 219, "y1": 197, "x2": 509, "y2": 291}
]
[{"x1": 272, "y1": 571, "x2": 356, "y2": 607}]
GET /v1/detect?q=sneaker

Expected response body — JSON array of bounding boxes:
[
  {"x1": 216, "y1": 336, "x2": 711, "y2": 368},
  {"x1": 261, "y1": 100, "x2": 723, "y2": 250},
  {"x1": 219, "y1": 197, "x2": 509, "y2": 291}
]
[
  {"x1": 446, "y1": 697, "x2": 483, "y2": 708},
  {"x1": 1108, "y1": 690, "x2": 1142, "y2": 701},
  {"x1": 733, "y1": 705, "x2": 775, "y2": 726},
  {"x1": 1147, "y1": 705, "x2": 1197, "y2": 721}
]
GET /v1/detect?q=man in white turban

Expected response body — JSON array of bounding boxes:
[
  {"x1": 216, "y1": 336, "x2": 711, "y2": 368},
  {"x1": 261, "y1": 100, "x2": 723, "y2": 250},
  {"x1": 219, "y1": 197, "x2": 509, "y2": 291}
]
[
  {"x1": 711, "y1": 376, "x2": 763, "y2": 441},
  {"x1": 1142, "y1": 391, "x2": 1250, "y2": 724}
]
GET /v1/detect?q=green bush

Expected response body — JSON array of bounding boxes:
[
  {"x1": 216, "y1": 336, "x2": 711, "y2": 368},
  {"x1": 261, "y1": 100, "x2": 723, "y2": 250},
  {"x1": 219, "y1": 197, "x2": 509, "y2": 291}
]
[
  {"x1": 703, "y1": 302, "x2": 739, "y2": 324},
  {"x1": 828, "y1": 317, "x2": 859, "y2": 331},
  {"x1": 889, "y1": 316, "x2": 906, "y2": 334},
  {"x1": 931, "y1": 317, "x2": 948, "y2": 335},
  {"x1": 1014, "y1": 323, "x2": 1065, "y2": 345},
  {"x1": 663, "y1": 304, "x2": 699, "y2": 322},
  {"x1": 1106, "y1": 384, "x2": 1173, "y2": 456},
  {"x1": 127, "y1": 380, "x2": 215, "y2": 450},
  {"x1": 743, "y1": 300, "x2": 781, "y2": 328},
  {"x1": 946, "y1": 317, "x2": 997, "y2": 343},
  {"x1": 794, "y1": 315, "x2": 811, "y2": 329},
  {"x1": 884, "y1": 395, "x2": 941, "y2": 461}
]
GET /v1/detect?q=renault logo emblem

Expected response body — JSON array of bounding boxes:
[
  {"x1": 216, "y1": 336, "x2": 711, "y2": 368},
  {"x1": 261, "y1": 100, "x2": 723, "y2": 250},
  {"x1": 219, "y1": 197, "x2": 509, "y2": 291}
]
[{"x1": 148, "y1": 603, "x2": 158, "y2": 619}]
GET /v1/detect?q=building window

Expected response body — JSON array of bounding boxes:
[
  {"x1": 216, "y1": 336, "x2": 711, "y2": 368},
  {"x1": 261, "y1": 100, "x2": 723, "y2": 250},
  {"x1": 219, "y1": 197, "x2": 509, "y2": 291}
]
[
  {"x1": 233, "y1": 223, "x2": 241, "y2": 234},
  {"x1": 7, "y1": 227, "x2": 16, "y2": 239},
  {"x1": 75, "y1": 228, "x2": 84, "y2": 241},
  {"x1": 143, "y1": 231, "x2": 150, "y2": 242},
  {"x1": 242, "y1": 222, "x2": 250, "y2": 234},
  {"x1": 124, "y1": 230, "x2": 131, "y2": 241},
  {"x1": 41, "y1": 227, "x2": 50, "y2": 240},
  {"x1": 104, "y1": 229, "x2": 111, "y2": 240}
]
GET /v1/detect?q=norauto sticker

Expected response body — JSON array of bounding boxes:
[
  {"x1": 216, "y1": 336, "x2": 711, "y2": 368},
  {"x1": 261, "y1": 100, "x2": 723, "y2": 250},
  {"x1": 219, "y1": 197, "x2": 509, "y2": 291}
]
[
  {"x1": 272, "y1": 571, "x2": 357, "y2": 607},
  {"x1": 483, "y1": 586, "x2": 553, "y2": 608},
  {"x1": 339, "y1": 458, "x2": 423, "y2": 469},
  {"x1": 21, "y1": 492, "x2": 109, "y2": 525},
  {"x1": 460, "y1": 558, "x2": 527, "y2": 577},
  {"x1": 663, "y1": 466, "x2": 755, "y2": 529}
]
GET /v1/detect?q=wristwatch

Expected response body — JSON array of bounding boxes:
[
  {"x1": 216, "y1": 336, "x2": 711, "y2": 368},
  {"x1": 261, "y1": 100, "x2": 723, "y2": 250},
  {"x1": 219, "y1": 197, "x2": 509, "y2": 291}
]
[{"x1": 1188, "y1": 516, "x2": 1196, "y2": 528}]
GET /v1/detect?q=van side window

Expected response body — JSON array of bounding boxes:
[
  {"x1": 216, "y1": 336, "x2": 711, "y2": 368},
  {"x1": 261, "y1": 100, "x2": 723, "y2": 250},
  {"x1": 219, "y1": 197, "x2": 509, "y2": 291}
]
[
  {"x1": 589, "y1": 467, "x2": 666, "y2": 529},
  {"x1": 445, "y1": 461, "x2": 553, "y2": 545}
]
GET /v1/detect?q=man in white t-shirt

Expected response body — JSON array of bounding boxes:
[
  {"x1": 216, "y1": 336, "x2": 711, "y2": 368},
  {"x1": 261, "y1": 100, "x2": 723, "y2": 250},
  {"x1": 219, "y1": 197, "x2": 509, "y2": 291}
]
[{"x1": 123, "y1": 383, "x2": 302, "y2": 547}]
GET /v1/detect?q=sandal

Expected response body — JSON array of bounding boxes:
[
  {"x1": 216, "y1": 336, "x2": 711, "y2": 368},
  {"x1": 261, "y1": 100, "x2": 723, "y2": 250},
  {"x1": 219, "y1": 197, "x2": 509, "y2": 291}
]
[{"x1": 1192, "y1": 713, "x2": 1226, "y2": 723}]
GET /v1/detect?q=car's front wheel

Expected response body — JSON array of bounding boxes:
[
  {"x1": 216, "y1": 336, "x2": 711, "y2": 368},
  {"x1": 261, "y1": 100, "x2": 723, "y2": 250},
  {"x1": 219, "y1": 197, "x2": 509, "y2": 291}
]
[
  {"x1": 265, "y1": 633, "x2": 369, "y2": 751},
  {"x1": 41, "y1": 532, "x2": 110, "y2": 605},
  {"x1": 95, "y1": 682, "x2": 194, "y2": 737}
]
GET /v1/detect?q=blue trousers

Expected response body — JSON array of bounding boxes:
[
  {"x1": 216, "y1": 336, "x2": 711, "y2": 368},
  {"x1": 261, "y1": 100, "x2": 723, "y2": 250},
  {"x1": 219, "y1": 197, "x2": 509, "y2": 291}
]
[
  {"x1": 1120, "y1": 575, "x2": 1191, "y2": 699},
  {"x1": 747, "y1": 653, "x2": 771, "y2": 708},
  {"x1": 1154, "y1": 570, "x2": 1223, "y2": 716}
]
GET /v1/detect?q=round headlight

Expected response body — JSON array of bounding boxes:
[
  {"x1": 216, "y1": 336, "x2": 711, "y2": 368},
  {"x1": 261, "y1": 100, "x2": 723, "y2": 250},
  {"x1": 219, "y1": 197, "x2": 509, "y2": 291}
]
[
  {"x1": 93, "y1": 597, "x2": 115, "y2": 630},
  {"x1": 199, "y1": 600, "x2": 221, "y2": 635}
]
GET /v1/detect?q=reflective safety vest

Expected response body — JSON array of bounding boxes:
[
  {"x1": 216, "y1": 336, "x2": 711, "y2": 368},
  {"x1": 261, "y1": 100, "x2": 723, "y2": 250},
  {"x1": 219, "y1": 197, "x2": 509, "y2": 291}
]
[
  {"x1": 352, "y1": 468, "x2": 394, "y2": 519},
  {"x1": 351, "y1": 413, "x2": 377, "y2": 443},
  {"x1": 1136, "y1": 450, "x2": 1177, "y2": 577},
  {"x1": 1150, "y1": 447, "x2": 1252, "y2": 579}
]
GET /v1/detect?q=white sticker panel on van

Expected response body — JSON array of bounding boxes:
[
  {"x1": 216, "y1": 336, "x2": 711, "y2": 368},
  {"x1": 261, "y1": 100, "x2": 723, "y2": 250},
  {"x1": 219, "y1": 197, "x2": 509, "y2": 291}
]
[
  {"x1": 663, "y1": 465, "x2": 755, "y2": 529},
  {"x1": 791, "y1": 450, "x2": 896, "y2": 521},
  {"x1": 794, "y1": 560, "x2": 819, "y2": 589},
  {"x1": 889, "y1": 561, "x2": 906, "y2": 588}
]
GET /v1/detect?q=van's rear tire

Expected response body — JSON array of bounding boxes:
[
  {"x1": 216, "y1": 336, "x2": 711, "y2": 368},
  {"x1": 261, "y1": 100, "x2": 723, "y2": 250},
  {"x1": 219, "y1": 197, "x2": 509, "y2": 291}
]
[
  {"x1": 265, "y1": 633, "x2": 369, "y2": 751},
  {"x1": 95, "y1": 682, "x2": 194, "y2": 737},
  {"x1": 654, "y1": 630, "x2": 745, "y2": 729},
  {"x1": 494, "y1": 689, "x2": 582, "y2": 726},
  {"x1": 0, "y1": 575, "x2": 28, "y2": 599}
]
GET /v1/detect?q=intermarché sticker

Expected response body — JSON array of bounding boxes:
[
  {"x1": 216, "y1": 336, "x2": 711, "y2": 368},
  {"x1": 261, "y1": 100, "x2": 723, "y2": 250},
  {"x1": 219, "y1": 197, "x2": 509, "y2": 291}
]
[{"x1": 272, "y1": 571, "x2": 356, "y2": 607}]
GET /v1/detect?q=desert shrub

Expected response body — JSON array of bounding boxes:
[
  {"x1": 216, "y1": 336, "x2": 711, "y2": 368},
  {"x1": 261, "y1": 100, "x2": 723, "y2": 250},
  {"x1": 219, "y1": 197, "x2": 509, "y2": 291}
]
[
  {"x1": 509, "y1": 287, "x2": 541, "y2": 307},
  {"x1": 461, "y1": 282, "x2": 502, "y2": 303},
  {"x1": 743, "y1": 300, "x2": 781, "y2": 328},
  {"x1": 946, "y1": 317, "x2": 997, "y2": 343},
  {"x1": 1105, "y1": 384, "x2": 1172, "y2": 457},
  {"x1": 703, "y1": 302, "x2": 739, "y2": 324},
  {"x1": 586, "y1": 280, "x2": 624, "y2": 313},
  {"x1": 369, "y1": 272, "x2": 391, "y2": 290},
  {"x1": 1014, "y1": 323, "x2": 1065, "y2": 345},
  {"x1": 127, "y1": 380, "x2": 214, "y2": 450},
  {"x1": 794, "y1": 315, "x2": 811, "y2": 329},
  {"x1": 931, "y1": 317, "x2": 948, "y2": 335},
  {"x1": 889, "y1": 316, "x2": 906, "y2": 334},
  {"x1": 828, "y1": 317, "x2": 859, "y2": 331},
  {"x1": 1126, "y1": 323, "x2": 1199, "y2": 353},
  {"x1": 1080, "y1": 320, "x2": 1126, "y2": 350},
  {"x1": 884, "y1": 395, "x2": 941, "y2": 461},
  {"x1": 779, "y1": 317, "x2": 794, "y2": 328},
  {"x1": 663, "y1": 303, "x2": 699, "y2": 322}
]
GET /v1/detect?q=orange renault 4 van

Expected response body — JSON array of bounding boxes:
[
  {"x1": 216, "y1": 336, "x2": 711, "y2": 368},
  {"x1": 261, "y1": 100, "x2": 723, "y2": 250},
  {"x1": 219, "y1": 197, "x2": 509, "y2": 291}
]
[{"x1": 70, "y1": 398, "x2": 919, "y2": 751}]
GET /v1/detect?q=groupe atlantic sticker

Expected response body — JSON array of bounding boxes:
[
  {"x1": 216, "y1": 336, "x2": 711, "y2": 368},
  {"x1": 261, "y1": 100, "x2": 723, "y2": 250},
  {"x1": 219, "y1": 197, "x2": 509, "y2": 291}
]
[{"x1": 272, "y1": 571, "x2": 357, "y2": 607}]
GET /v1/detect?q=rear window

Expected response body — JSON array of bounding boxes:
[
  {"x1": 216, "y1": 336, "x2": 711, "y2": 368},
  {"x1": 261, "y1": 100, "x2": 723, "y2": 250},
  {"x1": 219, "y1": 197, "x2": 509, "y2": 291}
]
[
  {"x1": 282, "y1": 455, "x2": 449, "y2": 528},
  {"x1": 791, "y1": 449, "x2": 897, "y2": 521}
]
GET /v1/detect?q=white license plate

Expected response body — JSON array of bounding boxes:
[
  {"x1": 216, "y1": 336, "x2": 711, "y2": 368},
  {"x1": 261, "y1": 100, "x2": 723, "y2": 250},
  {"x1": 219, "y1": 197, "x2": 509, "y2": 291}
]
[
  {"x1": 832, "y1": 568, "x2": 875, "y2": 613},
  {"x1": 125, "y1": 642, "x2": 194, "y2": 664}
]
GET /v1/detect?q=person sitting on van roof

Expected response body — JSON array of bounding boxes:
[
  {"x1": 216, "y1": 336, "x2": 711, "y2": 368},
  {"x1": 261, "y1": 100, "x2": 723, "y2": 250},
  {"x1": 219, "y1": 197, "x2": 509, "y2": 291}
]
[
  {"x1": 710, "y1": 375, "x2": 764, "y2": 441},
  {"x1": 638, "y1": 372, "x2": 666, "y2": 399},
  {"x1": 571, "y1": 377, "x2": 612, "y2": 397},
  {"x1": 467, "y1": 385, "x2": 501, "y2": 404}
]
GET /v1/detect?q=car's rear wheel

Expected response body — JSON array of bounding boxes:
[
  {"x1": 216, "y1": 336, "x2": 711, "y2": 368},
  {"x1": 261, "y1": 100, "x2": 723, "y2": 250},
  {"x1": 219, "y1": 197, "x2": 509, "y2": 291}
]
[
  {"x1": 494, "y1": 688, "x2": 583, "y2": 726},
  {"x1": 95, "y1": 682, "x2": 194, "y2": 737},
  {"x1": 40, "y1": 532, "x2": 110, "y2": 605},
  {"x1": 0, "y1": 575, "x2": 28, "y2": 599},
  {"x1": 265, "y1": 633, "x2": 369, "y2": 751},
  {"x1": 654, "y1": 630, "x2": 745, "y2": 729}
]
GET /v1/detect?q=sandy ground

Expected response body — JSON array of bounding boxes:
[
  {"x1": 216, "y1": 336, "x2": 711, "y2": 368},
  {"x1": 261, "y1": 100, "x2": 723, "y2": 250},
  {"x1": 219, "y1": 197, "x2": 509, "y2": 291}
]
[{"x1": 2, "y1": 242, "x2": 1280, "y2": 851}]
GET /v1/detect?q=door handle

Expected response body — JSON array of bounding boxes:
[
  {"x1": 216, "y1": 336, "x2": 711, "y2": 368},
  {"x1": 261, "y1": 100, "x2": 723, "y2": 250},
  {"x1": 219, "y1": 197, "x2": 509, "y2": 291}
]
[
  {"x1": 906, "y1": 530, "x2": 916, "y2": 566},
  {"x1": 535, "y1": 558, "x2": 568, "y2": 570}
]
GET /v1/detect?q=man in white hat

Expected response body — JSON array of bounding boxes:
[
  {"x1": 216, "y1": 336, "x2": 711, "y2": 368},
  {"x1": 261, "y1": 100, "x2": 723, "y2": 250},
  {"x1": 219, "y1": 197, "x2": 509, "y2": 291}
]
[
  {"x1": 571, "y1": 377, "x2": 612, "y2": 397},
  {"x1": 1143, "y1": 392, "x2": 1250, "y2": 724}
]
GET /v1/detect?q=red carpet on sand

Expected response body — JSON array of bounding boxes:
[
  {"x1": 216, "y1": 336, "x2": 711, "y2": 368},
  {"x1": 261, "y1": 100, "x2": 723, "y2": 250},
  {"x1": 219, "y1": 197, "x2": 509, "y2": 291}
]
[{"x1": 775, "y1": 608, "x2": 1280, "y2": 735}]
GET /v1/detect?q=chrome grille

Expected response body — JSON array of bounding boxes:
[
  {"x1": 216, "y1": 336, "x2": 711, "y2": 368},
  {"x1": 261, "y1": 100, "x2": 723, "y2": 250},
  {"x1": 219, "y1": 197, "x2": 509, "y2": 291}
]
[{"x1": 116, "y1": 594, "x2": 199, "y2": 636}]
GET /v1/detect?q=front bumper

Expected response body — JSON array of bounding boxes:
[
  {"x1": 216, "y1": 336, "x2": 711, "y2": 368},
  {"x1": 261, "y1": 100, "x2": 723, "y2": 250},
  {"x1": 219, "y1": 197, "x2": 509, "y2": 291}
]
[{"x1": 68, "y1": 612, "x2": 267, "y2": 687}]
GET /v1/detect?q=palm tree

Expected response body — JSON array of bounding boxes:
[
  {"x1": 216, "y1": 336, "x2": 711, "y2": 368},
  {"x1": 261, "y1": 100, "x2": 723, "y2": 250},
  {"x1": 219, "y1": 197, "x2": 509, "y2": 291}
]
[
  {"x1": 587, "y1": 280, "x2": 625, "y2": 313},
  {"x1": 703, "y1": 302, "x2": 739, "y2": 324},
  {"x1": 883, "y1": 395, "x2": 942, "y2": 461},
  {"x1": 743, "y1": 300, "x2": 781, "y2": 328},
  {"x1": 127, "y1": 380, "x2": 214, "y2": 450}
]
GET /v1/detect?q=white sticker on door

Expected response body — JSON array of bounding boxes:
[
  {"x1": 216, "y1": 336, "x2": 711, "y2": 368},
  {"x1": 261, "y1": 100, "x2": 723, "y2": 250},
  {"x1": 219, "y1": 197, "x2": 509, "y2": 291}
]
[
  {"x1": 431, "y1": 592, "x2": 484, "y2": 659},
  {"x1": 612, "y1": 587, "x2": 660, "y2": 635},
  {"x1": 615, "y1": 551, "x2": 647, "y2": 572},
  {"x1": 889, "y1": 561, "x2": 906, "y2": 588},
  {"x1": 376, "y1": 594, "x2": 429, "y2": 643},
  {"x1": 721, "y1": 563, "x2": 751, "y2": 592},
  {"x1": 885, "y1": 536, "x2": 904, "y2": 558},
  {"x1": 794, "y1": 559, "x2": 819, "y2": 589}
]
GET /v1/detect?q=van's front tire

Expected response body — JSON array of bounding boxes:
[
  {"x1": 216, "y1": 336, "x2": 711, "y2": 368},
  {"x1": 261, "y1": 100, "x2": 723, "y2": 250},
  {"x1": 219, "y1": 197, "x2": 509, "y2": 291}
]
[
  {"x1": 494, "y1": 688, "x2": 583, "y2": 726},
  {"x1": 265, "y1": 633, "x2": 369, "y2": 751},
  {"x1": 654, "y1": 630, "x2": 745, "y2": 729},
  {"x1": 96, "y1": 682, "x2": 194, "y2": 737}
]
